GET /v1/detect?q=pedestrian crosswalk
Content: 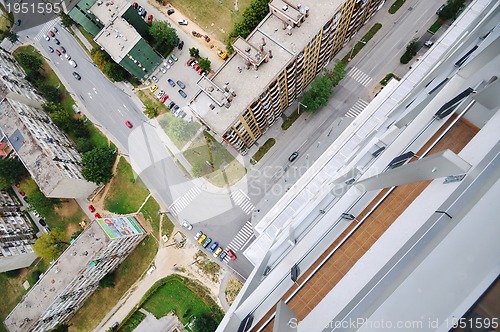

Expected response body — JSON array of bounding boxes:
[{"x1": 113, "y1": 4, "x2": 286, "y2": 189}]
[
  {"x1": 345, "y1": 98, "x2": 369, "y2": 118},
  {"x1": 223, "y1": 221, "x2": 255, "y2": 262},
  {"x1": 34, "y1": 18, "x2": 59, "y2": 41},
  {"x1": 347, "y1": 67, "x2": 373, "y2": 86},
  {"x1": 230, "y1": 189, "x2": 254, "y2": 215},
  {"x1": 168, "y1": 186, "x2": 201, "y2": 216}
]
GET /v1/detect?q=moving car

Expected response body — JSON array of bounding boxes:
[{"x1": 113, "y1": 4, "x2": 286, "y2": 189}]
[
  {"x1": 111, "y1": 322, "x2": 119, "y2": 330},
  {"x1": 176, "y1": 80, "x2": 186, "y2": 89},
  {"x1": 167, "y1": 9, "x2": 174, "y2": 15},
  {"x1": 167, "y1": 79, "x2": 176, "y2": 87},
  {"x1": 55, "y1": 49, "x2": 61, "y2": 56},
  {"x1": 197, "y1": 234, "x2": 207, "y2": 244},
  {"x1": 69, "y1": 59, "x2": 77, "y2": 67},
  {"x1": 213, "y1": 247, "x2": 223, "y2": 258},
  {"x1": 48, "y1": 31, "x2": 55, "y2": 37},
  {"x1": 54, "y1": 38, "x2": 60, "y2": 45},
  {"x1": 150, "y1": 84, "x2": 158, "y2": 92},
  {"x1": 60, "y1": 46, "x2": 66, "y2": 53},
  {"x1": 202, "y1": 237, "x2": 212, "y2": 248},
  {"x1": 65, "y1": 53, "x2": 71, "y2": 60},
  {"x1": 182, "y1": 220, "x2": 193, "y2": 230},
  {"x1": 52, "y1": 27, "x2": 58, "y2": 33},
  {"x1": 48, "y1": 46, "x2": 54, "y2": 53},
  {"x1": 44, "y1": 35, "x2": 50, "y2": 41},
  {"x1": 125, "y1": 120, "x2": 133, "y2": 128},
  {"x1": 72, "y1": 72, "x2": 81, "y2": 80},
  {"x1": 178, "y1": 89, "x2": 187, "y2": 98},
  {"x1": 88, "y1": 205, "x2": 96, "y2": 213},
  {"x1": 209, "y1": 242, "x2": 218, "y2": 253},
  {"x1": 288, "y1": 151, "x2": 299, "y2": 162},
  {"x1": 178, "y1": 19, "x2": 188, "y2": 25},
  {"x1": 227, "y1": 249, "x2": 237, "y2": 260},
  {"x1": 194, "y1": 231, "x2": 203, "y2": 240}
]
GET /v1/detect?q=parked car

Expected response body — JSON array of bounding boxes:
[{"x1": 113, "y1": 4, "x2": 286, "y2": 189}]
[
  {"x1": 202, "y1": 237, "x2": 212, "y2": 248},
  {"x1": 176, "y1": 80, "x2": 186, "y2": 89},
  {"x1": 44, "y1": 35, "x2": 50, "y2": 41},
  {"x1": 167, "y1": 58, "x2": 174, "y2": 65},
  {"x1": 194, "y1": 231, "x2": 203, "y2": 240},
  {"x1": 94, "y1": 213, "x2": 101, "y2": 218},
  {"x1": 69, "y1": 59, "x2": 77, "y2": 67},
  {"x1": 167, "y1": 9, "x2": 174, "y2": 15},
  {"x1": 178, "y1": 40, "x2": 184, "y2": 50},
  {"x1": 227, "y1": 249, "x2": 237, "y2": 260},
  {"x1": 88, "y1": 205, "x2": 96, "y2": 213},
  {"x1": 288, "y1": 151, "x2": 299, "y2": 162},
  {"x1": 132, "y1": 2, "x2": 138, "y2": 8},
  {"x1": 111, "y1": 322, "x2": 119, "y2": 330},
  {"x1": 172, "y1": 105, "x2": 180, "y2": 113},
  {"x1": 146, "y1": 265, "x2": 156, "y2": 275},
  {"x1": 160, "y1": 66, "x2": 167, "y2": 74},
  {"x1": 157, "y1": 90, "x2": 165, "y2": 98},
  {"x1": 197, "y1": 234, "x2": 207, "y2": 244},
  {"x1": 150, "y1": 84, "x2": 158, "y2": 92},
  {"x1": 160, "y1": 94, "x2": 168, "y2": 103},
  {"x1": 178, "y1": 89, "x2": 187, "y2": 98},
  {"x1": 167, "y1": 101, "x2": 175, "y2": 110},
  {"x1": 39, "y1": 219, "x2": 47, "y2": 227},
  {"x1": 178, "y1": 19, "x2": 188, "y2": 25},
  {"x1": 48, "y1": 46, "x2": 54, "y2": 53},
  {"x1": 218, "y1": 251, "x2": 227, "y2": 261},
  {"x1": 52, "y1": 26, "x2": 58, "y2": 33},
  {"x1": 424, "y1": 40, "x2": 434, "y2": 47},
  {"x1": 182, "y1": 220, "x2": 193, "y2": 230},
  {"x1": 147, "y1": 14, "x2": 153, "y2": 23},
  {"x1": 125, "y1": 120, "x2": 133, "y2": 128},
  {"x1": 213, "y1": 247, "x2": 223, "y2": 258},
  {"x1": 170, "y1": 54, "x2": 178, "y2": 62},
  {"x1": 48, "y1": 31, "x2": 55, "y2": 37},
  {"x1": 72, "y1": 72, "x2": 81, "y2": 80},
  {"x1": 151, "y1": 75, "x2": 158, "y2": 83},
  {"x1": 54, "y1": 38, "x2": 60, "y2": 45},
  {"x1": 209, "y1": 242, "x2": 218, "y2": 253},
  {"x1": 15, "y1": 19, "x2": 21, "y2": 26},
  {"x1": 436, "y1": 4, "x2": 445, "y2": 15},
  {"x1": 167, "y1": 79, "x2": 176, "y2": 87},
  {"x1": 19, "y1": 191, "x2": 25, "y2": 196},
  {"x1": 187, "y1": 57, "x2": 196, "y2": 66}
]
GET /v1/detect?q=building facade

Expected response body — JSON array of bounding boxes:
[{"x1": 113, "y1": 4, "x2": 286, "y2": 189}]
[
  {"x1": 68, "y1": 0, "x2": 162, "y2": 81},
  {"x1": 0, "y1": 49, "x2": 97, "y2": 198},
  {"x1": 0, "y1": 189, "x2": 37, "y2": 273},
  {"x1": 4, "y1": 216, "x2": 145, "y2": 332},
  {"x1": 190, "y1": 0, "x2": 384, "y2": 154}
]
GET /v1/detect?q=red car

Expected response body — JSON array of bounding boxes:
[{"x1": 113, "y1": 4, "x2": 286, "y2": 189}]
[
  {"x1": 227, "y1": 249, "x2": 237, "y2": 260},
  {"x1": 125, "y1": 120, "x2": 133, "y2": 128},
  {"x1": 19, "y1": 191, "x2": 25, "y2": 197},
  {"x1": 147, "y1": 14, "x2": 153, "y2": 23},
  {"x1": 193, "y1": 64, "x2": 200, "y2": 71},
  {"x1": 187, "y1": 57, "x2": 195, "y2": 66},
  {"x1": 55, "y1": 49, "x2": 61, "y2": 56},
  {"x1": 160, "y1": 94, "x2": 168, "y2": 103},
  {"x1": 94, "y1": 213, "x2": 101, "y2": 218},
  {"x1": 48, "y1": 31, "x2": 55, "y2": 37},
  {"x1": 88, "y1": 205, "x2": 95, "y2": 213}
]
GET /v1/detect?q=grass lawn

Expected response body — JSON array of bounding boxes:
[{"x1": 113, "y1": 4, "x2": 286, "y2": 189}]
[
  {"x1": 282, "y1": 110, "x2": 301, "y2": 130},
  {"x1": 142, "y1": 278, "x2": 212, "y2": 322},
  {"x1": 166, "y1": 0, "x2": 252, "y2": 41},
  {"x1": 252, "y1": 138, "x2": 276, "y2": 163},
  {"x1": 183, "y1": 131, "x2": 246, "y2": 187},
  {"x1": 428, "y1": 20, "x2": 443, "y2": 34},
  {"x1": 0, "y1": 260, "x2": 48, "y2": 332},
  {"x1": 136, "y1": 90, "x2": 169, "y2": 117},
  {"x1": 119, "y1": 310, "x2": 146, "y2": 332},
  {"x1": 388, "y1": 0, "x2": 406, "y2": 14},
  {"x1": 140, "y1": 196, "x2": 161, "y2": 235},
  {"x1": 161, "y1": 215, "x2": 175, "y2": 238},
  {"x1": 68, "y1": 235, "x2": 158, "y2": 331},
  {"x1": 157, "y1": 112, "x2": 201, "y2": 150},
  {"x1": 19, "y1": 178, "x2": 88, "y2": 237},
  {"x1": 104, "y1": 157, "x2": 150, "y2": 214},
  {"x1": 0, "y1": 5, "x2": 13, "y2": 34}
]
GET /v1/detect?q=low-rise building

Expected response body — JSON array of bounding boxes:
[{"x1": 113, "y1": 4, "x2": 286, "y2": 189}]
[
  {"x1": 4, "y1": 216, "x2": 145, "y2": 332},
  {"x1": 0, "y1": 49, "x2": 97, "y2": 198}
]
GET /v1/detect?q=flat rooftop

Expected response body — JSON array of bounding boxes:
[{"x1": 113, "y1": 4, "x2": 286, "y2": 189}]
[
  {"x1": 94, "y1": 17, "x2": 142, "y2": 63},
  {"x1": 191, "y1": 0, "x2": 343, "y2": 135},
  {"x1": 90, "y1": 0, "x2": 129, "y2": 23}
]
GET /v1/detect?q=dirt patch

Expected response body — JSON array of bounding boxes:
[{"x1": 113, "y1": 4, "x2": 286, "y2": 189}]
[
  {"x1": 65, "y1": 223, "x2": 81, "y2": 238},
  {"x1": 53, "y1": 199, "x2": 80, "y2": 218},
  {"x1": 224, "y1": 277, "x2": 243, "y2": 306}
]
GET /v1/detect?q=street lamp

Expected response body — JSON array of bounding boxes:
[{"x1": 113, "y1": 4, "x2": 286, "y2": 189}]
[
  {"x1": 298, "y1": 101, "x2": 308, "y2": 114},
  {"x1": 348, "y1": 40, "x2": 367, "y2": 62}
]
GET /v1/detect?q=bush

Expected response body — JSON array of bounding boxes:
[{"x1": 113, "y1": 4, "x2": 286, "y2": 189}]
[
  {"x1": 99, "y1": 272, "x2": 116, "y2": 289},
  {"x1": 388, "y1": 0, "x2": 406, "y2": 14},
  {"x1": 428, "y1": 20, "x2": 442, "y2": 34},
  {"x1": 252, "y1": 138, "x2": 275, "y2": 162},
  {"x1": 400, "y1": 38, "x2": 419, "y2": 64},
  {"x1": 438, "y1": 0, "x2": 466, "y2": 21}
]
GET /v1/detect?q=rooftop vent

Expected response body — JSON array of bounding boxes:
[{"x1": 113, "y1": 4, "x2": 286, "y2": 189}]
[
  {"x1": 282, "y1": 4, "x2": 288, "y2": 11},
  {"x1": 209, "y1": 104, "x2": 215, "y2": 110}
]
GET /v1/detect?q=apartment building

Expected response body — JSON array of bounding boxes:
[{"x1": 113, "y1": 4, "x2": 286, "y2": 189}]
[
  {"x1": 0, "y1": 49, "x2": 97, "y2": 198},
  {"x1": 0, "y1": 190, "x2": 37, "y2": 273},
  {"x1": 216, "y1": 0, "x2": 500, "y2": 330},
  {"x1": 189, "y1": 0, "x2": 384, "y2": 154},
  {"x1": 4, "y1": 216, "x2": 145, "y2": 332},
  {"x1": 68, "y1": 0, "x2": 162, "y2": 81}
]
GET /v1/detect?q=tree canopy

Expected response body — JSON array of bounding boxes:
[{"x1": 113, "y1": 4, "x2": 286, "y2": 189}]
[
  {"x1": 0, "y1": 158, "x2": 28, "y2": 189},
  {"x1": 191, "y1": 313, "x2": 218, "y2": 332},
  {"x1": 198, "y1": 57, "x2": 211, "y2": 72},
  {"x1": 189, "y1": 47, "x2": 200, "y2": 58},
  {"x1": 17, "y1": 53, "x2": 43, "y2": 74},
  {"x1": 81, "y1": 147, "x2": 117, "y2": 184},
  {"x1": 33, "y1": 228, "x2": 70, "y2": 261},
  {"x1": 149, "y1": 21, "x2": 179, "y2": 49}
]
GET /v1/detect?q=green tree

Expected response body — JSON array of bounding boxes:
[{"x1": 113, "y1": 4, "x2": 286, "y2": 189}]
[
  {"x1": 42, "y1": 101, "x2": 63, "y2": 114},
  {"x1": 50, "y1": 324, "x2": 69, "y2": 332},
  {"x1": 149, "y1": 21, "x2": 179, "y2": 48},
  {"x1": 60, "y1": 13, "x2": 75, "y2": 28},
  {"x1": 38, "y1": 83, "x2": 62, "y2": 102},
  {"x1": 99, "y1": 271, "x2": 116, "y2": 288},
  {"x1": 400, "y1": 38, "x2": 419, "y2": 64},
  {"x1": 439, "y1": 0, "x2": 465, "y2": 20},
  {"x1": 0, "y1": 158, "x2": 28, "y2": 189},
  {"x1": 17, "y1": 53, "x2": 43, "y2": 74},
  {"x1": 91, "y1": 48, "x2": 110, "y2": 71},
  {"x1": 70, "y1": 119, "x2": 90, "y2": 139},
  {"x1": 192, "y1": 313, "x2": 218, "y2": 332},
  {"x1": 301, "y1": 76, "x2": 333, "y2": 112},
  {"x1": 189, "y1": 47, "x2": 200, "y2": 58},
  {"x1": 104, "y1": 62, "x2": 129, "y2": 82},
  {"x1": 6, "y1": 31, "x2": 18, "y2": 43},
  {"x1": 325, "y1": 62, "x2": 346, "y2": 87},
  {"x1": 76, "y1": 138, "x2": 95, "y2": 153},
  {"x1": 144, "y1": 104, "x2": 158, "y2": 119},
  {"x1": 50, "y1": 109, "x2": 71, "y2": 129},
  {"x1": 33, "y1": 228, "x2": 70, "y2": 261},
  {"x1": 81, "y1": 147, "x2": 117, "y2": 184},
  {"x1": 198, "y1": 57, "x2": 211, "y2": 72},
  {"x1": 27, "y1": 187, "x2": 59, "y2": 217}
]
